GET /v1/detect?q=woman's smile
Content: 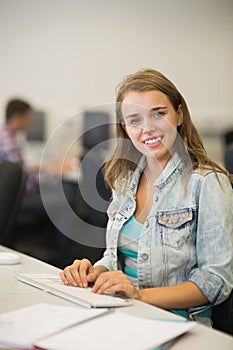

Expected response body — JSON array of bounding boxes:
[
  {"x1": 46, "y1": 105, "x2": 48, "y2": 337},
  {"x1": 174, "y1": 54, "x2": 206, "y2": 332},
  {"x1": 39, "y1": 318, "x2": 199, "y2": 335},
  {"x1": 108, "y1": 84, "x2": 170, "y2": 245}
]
[{"x1": 143, "y1": 135, "x2": 164, "y2": 147}]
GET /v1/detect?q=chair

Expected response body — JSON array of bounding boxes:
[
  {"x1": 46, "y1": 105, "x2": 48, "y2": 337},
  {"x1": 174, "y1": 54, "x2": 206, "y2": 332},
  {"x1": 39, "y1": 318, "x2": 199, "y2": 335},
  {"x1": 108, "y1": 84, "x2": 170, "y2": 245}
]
[
  {"x1": 78, "y1": 151, "x2": 111, "y2": 227},
  {"x1": 212, "y1": 290, "x2": 233, "y2": 335},
  {"x1": 224, "y1": 144, "x2": 233, "y2": 174},
  {"x1": 0, "y1": 161, "x2": 26, "y2": 247},
  {"x1": 212, "y1": 176, "x2": 233, "y2": 335}
]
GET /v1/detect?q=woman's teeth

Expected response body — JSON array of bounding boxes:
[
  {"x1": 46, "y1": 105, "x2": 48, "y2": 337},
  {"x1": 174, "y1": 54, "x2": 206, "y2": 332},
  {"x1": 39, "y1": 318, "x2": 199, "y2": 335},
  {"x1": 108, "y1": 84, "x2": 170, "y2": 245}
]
[{"x1": 144, "y1": 136, "x2": 162, "y2": 145}]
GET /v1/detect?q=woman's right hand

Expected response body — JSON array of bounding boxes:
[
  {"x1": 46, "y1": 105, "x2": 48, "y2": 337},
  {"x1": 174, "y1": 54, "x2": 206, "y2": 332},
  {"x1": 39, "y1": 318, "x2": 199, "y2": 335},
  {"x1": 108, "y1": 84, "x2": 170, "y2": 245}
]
[{"x1": 60, "y1": 259, "x2": 107, "y2": 288}]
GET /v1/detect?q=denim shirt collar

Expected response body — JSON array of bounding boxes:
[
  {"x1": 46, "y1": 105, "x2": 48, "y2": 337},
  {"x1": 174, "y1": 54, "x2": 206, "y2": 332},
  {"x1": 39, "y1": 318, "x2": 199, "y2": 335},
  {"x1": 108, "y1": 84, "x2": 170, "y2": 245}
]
[
  {"x1": 126, "y1": 156, "x2": 146, "y2": 196},
  {"x1": 127, "y1": 151, "x2": 184, "y2": 195},
  {"x1": 154, "y1": 151, "x2": 183, "y2": 189}
]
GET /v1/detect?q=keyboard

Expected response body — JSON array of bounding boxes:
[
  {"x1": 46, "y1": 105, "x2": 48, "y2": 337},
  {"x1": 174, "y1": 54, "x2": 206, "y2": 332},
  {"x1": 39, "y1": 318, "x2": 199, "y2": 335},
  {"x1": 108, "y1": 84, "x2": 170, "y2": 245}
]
[{"x1": 16, "y1": 273, "x2": 132, "y2": 308}]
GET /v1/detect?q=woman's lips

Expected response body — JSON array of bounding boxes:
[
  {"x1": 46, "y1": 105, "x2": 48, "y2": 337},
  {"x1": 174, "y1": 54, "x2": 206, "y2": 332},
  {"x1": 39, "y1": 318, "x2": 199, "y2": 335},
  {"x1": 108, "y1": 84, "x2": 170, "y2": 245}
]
[{"x1": 143, "y1": 136, "x2": 163, "y2": 146}]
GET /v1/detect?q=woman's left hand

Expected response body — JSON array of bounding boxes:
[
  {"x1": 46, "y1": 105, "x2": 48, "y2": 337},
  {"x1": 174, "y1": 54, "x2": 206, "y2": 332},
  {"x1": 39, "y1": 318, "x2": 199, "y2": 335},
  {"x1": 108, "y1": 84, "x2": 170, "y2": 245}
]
[{"x1": 91, "y1": 270, "x2": 139, "y2": 299}]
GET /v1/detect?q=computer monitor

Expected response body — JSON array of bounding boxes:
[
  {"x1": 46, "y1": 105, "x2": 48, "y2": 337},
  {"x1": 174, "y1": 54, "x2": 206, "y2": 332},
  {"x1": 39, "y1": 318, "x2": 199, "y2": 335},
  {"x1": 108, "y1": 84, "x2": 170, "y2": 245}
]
[
  {"x1": 26, "y1": 110, "x2": 46, "y2": 142},
  {"x1": 82, "y1": 111, "x2": 110, "y2": 151}
]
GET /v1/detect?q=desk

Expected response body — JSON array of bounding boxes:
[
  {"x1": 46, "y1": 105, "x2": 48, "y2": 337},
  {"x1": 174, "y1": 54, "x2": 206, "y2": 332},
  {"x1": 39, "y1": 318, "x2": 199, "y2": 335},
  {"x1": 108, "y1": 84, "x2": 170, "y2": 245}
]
[{"x1": 0, "y1": 245, "x2": 232, "y2": 350}]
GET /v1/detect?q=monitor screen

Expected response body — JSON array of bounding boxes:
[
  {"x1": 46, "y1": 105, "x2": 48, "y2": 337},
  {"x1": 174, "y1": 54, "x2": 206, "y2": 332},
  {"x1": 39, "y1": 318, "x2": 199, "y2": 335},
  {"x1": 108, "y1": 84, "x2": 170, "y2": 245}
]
[
  {"x1": 26, "y1": 110, "x2": 46, "y2": 142},
  {"x1": 83, "y1": 111, "x2": 110, "y2": 151}
]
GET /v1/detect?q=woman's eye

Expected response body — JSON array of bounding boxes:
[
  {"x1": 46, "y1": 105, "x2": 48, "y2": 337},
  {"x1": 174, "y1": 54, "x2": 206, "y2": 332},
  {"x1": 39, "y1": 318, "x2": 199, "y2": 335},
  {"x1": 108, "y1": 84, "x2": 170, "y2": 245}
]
[
  {"x1": 130, "y1": 119, "x2": 141, "y2": 125},
  {"x1": 152, "y1": 111, "x2": 164, "y2": 119}
]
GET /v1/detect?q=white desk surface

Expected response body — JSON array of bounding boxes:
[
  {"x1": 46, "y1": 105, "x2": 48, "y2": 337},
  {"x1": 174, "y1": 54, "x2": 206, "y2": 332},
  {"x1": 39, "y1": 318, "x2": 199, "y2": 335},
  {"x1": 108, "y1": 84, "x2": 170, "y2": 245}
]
[{"x1": 0, "y1": 245, "x2": 232, "y2": 350}]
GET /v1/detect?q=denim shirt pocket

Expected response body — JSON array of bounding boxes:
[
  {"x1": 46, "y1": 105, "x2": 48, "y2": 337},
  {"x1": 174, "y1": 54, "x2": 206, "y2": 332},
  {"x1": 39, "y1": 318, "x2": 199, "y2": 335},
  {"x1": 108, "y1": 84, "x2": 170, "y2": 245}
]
[{"x1": 158, "y1": 209, "x2": 194, "y2": 249}]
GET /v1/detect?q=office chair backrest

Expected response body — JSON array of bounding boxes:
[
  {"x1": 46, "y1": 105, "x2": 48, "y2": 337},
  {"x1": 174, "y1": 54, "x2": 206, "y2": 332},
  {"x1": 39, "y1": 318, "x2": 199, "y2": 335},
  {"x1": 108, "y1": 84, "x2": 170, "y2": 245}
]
[
  {"x1": 79, "y1": 151, "x2": 111, "y2": 227},
  {"x1": 212, "y1": 290, "x2": 233, "y2": 335},
  {"x1": 212, "y1": 174, "x2": 233, "y2": 335},
  {"x1": 224, "y1": 144, "x2": 233, "y2": 174},
  {"x1": 0, "y1": 161, "x2": 26, "y2": 247}
]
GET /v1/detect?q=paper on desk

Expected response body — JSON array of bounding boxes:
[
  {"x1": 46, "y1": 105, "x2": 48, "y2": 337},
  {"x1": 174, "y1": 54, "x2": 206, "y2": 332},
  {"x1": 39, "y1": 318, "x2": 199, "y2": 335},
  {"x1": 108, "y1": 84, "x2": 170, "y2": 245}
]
[
  {"x1": 0, "y1": 303, "x2": 109, "y2": 349},
  {"x1": 36, "y1": 311, "x2": 196, "y2": 350}
]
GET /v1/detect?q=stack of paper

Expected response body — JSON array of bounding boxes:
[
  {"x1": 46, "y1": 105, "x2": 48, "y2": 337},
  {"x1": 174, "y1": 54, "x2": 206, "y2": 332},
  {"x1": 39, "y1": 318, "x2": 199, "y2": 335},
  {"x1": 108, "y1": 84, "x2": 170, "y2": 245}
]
[
  {"x1": 0, "y1": 303, "x2": 109, "y2": 349},
  {"x1": 0, "y1": 303, "x2": 195, "y2": 350}
]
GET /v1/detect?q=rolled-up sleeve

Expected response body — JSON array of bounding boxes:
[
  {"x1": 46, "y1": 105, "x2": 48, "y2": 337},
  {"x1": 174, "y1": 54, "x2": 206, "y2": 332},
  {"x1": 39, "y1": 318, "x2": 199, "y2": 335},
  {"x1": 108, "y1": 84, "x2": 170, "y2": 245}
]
[
  {"x1": 189, "y1": 172, "x2": 233, "y2": 305},
  {"x1": 94, "y1": 248, "x2": 115, "y2": 271}
]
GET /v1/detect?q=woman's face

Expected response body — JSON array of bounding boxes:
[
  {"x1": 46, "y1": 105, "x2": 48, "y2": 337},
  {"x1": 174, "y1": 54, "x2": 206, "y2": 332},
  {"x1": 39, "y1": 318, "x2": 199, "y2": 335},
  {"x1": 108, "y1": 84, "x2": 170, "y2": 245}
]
[{"x1": 121, "y1": 90, "x2": 183, "y2": 169}]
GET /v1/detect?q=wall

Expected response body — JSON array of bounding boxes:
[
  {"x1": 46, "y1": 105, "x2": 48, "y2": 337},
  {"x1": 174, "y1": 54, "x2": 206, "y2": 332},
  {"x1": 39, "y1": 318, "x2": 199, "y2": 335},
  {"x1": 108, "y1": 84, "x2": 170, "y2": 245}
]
[{"x1": 0, "y1": 0, "x2": 233, "y2": 162}]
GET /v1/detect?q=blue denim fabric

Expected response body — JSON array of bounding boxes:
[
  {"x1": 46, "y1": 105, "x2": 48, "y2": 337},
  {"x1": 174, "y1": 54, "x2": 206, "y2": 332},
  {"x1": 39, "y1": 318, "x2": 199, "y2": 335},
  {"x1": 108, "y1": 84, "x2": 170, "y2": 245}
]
[{"x1": 94, "y1": 152, "x2": 233, "y2": 314}]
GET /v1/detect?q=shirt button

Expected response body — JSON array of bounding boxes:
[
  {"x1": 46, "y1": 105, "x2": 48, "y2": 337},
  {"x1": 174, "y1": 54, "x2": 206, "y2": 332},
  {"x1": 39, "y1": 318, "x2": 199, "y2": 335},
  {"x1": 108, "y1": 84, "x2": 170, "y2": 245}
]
[
  {"x1": 155, "y1": 195, "x2": 159, "y2": 202},
  {"x1": 142, "y1": 253, "x2": 149, "y2": 260}
]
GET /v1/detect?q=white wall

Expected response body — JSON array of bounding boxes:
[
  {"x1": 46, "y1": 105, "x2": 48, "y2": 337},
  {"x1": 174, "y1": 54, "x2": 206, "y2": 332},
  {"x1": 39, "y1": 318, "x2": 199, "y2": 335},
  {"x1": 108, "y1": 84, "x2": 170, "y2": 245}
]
[{"x1": 0, "y1": 0, "x2": 233, "y2": 161}]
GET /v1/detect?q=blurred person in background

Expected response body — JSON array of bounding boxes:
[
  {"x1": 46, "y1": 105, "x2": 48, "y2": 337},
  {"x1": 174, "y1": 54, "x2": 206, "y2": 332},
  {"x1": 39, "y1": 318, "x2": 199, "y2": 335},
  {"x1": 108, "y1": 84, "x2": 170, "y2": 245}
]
[
  {"x1": 0, "y1": 99, "x2": 39, "y2": 193},
  {"x1": 0, "y1": 98, "x2": 82, "y2": 267},
  {"x1": 0, "y1": 98, "x2": 66, "y2": 192}
]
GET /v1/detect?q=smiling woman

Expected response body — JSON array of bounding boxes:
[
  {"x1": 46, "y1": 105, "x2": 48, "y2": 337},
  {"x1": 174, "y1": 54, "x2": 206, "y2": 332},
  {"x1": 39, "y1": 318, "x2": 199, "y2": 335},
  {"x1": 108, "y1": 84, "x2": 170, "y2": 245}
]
[
  {"x1": 120, "y1": 90, "x2": 183, "y2": 170},
  {"x1": 60, "y1": 69, "x2": 233, "y2": 326}
]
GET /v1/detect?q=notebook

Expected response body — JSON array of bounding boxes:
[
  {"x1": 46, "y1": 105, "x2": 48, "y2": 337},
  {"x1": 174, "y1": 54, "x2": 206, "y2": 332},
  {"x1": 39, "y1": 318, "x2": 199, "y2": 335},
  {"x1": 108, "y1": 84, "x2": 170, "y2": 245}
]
[{"x1": 16, "y1": 273, "x2": 132, "y2": 308}]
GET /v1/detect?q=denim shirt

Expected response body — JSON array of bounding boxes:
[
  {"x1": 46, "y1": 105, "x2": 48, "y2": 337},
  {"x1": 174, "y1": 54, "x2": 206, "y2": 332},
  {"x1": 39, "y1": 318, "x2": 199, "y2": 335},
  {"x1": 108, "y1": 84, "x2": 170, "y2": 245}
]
[{"x1": 94, "y1": 152, "x2": 233, "y2": 310}]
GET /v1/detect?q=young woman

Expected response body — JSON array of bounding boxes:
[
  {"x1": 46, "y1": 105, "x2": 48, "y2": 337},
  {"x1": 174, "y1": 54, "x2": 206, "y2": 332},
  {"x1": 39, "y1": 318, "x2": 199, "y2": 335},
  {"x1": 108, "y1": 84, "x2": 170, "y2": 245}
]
[{"x1": 60, "y1": 69, "x2": 233, "y2": 324}]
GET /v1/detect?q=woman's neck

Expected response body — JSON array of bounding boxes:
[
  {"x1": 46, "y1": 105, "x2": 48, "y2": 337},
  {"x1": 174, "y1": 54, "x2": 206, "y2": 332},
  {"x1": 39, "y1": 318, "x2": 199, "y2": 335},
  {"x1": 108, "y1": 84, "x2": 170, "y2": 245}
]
[{"x1": 144, "y1": 156, "x2": 170, "y2": 182}]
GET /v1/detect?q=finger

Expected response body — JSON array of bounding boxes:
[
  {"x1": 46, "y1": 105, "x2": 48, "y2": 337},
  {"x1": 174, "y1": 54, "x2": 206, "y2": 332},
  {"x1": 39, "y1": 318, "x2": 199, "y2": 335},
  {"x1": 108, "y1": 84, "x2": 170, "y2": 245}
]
[
  {"x1": 79, "y1": 259, "x2": 92, "y2": 287},
  {"x1": 62, "y1": 267, "x2": 77, "y2": 286},
  {"x1": 63, "y1": 260, "x2": 81, "y2": 286},
  {"x1": 86, "y1": 268, "x2": 97, "y2": 283},
  {"x1": 60, "y1": 271, "x2": 68, "y2": 285},
  {"x1": 92, "y1": 273, "x2": 116, "y2": 294},
  {"x1": 93, "y1": 280, "x2": 114, "y2": 294},
  {"x1": 69, "y1": 260, "x2": 85, "y2": 286},
  {"x1": 64, "y1": 268, "x2": 78, "y2": 286}
]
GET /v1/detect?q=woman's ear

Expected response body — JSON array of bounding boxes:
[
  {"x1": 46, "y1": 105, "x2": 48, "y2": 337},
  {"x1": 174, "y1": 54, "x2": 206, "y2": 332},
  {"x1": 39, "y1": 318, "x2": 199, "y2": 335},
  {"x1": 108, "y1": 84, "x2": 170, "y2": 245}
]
[
  {"x1": 177, "y1": 104, "x2": 183, "y2": 126},
  {"x1": 121, "y1": 121, "x2": 128, "y2": 135}
]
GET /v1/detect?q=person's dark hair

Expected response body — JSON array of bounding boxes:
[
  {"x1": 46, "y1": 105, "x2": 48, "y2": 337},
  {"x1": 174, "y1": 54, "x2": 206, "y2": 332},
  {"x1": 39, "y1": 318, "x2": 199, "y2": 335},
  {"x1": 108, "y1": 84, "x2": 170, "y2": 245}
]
[{"x1": 6, "y1": 99, "x2": 32, "y2": 122}]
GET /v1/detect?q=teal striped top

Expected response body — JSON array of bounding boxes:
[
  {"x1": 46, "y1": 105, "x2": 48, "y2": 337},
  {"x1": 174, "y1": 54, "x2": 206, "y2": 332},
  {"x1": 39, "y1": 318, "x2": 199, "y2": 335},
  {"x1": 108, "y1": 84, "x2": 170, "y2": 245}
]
[{"x1": 118, "y1": 215, "x2": 143, "y2": 285}]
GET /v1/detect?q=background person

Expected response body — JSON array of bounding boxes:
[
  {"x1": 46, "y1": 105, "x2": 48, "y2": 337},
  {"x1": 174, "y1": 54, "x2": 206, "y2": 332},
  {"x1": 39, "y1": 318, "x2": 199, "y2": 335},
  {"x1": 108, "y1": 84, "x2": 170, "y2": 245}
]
[
  {"x1": 0, "y1": 99, "x2": 74, "y2": 266},
  {"x1": 0, "y1": 99, "x2": 39, "y2": 193},
  {"x1": 60, "y1": 69, "x2": 233, "y2": 325}
]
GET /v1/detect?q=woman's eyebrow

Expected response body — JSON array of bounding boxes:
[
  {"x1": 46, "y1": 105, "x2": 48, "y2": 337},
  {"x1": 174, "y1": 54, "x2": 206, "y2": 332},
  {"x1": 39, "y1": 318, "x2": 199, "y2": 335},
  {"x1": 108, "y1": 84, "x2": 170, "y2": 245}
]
[
  {"x1": 124, "y1": 113, "x2": 140, "y2": 119},
  {"x1": 123, "y1": 106, "x2": 167, "y2": 119},
  {"x1": 150, "y1": 106, "x2": 167, "y2": 112}
]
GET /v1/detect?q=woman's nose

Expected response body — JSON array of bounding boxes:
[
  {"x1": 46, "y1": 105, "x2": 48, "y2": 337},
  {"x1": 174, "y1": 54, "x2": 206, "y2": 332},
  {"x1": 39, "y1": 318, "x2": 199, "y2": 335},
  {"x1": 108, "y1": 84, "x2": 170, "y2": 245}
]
[{"x1": 142, "y1": 117, "x2": 156, "y2": 132}]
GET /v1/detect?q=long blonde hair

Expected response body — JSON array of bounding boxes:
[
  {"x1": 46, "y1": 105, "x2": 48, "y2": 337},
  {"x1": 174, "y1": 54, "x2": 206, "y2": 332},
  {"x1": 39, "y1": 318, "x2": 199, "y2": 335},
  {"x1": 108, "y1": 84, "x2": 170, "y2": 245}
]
[{"x1": 104, "y1": 69, "x2": 229, "y2": 191}]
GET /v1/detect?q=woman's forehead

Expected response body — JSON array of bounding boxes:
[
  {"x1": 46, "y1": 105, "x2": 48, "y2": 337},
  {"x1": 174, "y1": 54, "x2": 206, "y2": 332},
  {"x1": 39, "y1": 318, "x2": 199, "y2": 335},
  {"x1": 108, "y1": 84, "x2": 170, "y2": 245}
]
[{"x1": 121, "y1": 90, "x2": 170, "y2": 114}]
